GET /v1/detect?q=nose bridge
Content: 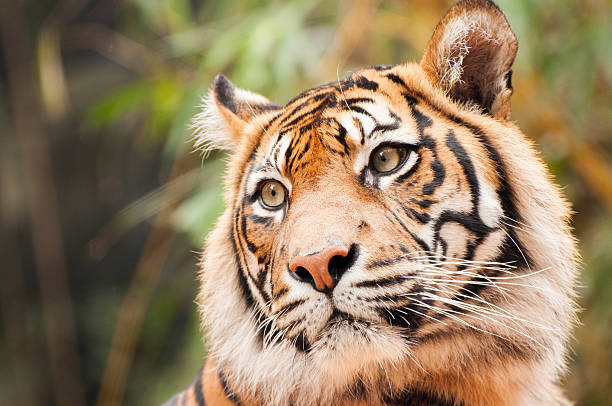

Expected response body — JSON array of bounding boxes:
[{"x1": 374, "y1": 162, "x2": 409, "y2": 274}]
[
  {"x1": 285, "y1": 196, "x2": 356, "y2": 256},
  {"x1": 284, "y1": 163, "x2": 373, "y2": 258}
]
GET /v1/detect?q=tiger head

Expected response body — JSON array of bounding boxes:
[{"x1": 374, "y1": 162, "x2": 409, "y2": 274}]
[{"x1": 194, "y1": 1, "x2": 579, "y2": 405}]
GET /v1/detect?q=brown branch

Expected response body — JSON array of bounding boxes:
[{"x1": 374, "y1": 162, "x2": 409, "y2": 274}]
[
  {"x1": 0, "y1": 226, "x2": 46, "y2": 405},
  {"x1": 95, "y1": 151, "x2": 198, "y2": 406},
  {"x1": 0, "y1": 3, "x2": 86, "y2": 406},
  {"x1": 63, "y1": 22, "x2": 166, "y2": 74},
  {"x1": 37, "y1": 0, "x2": 88, "y2": 121}
]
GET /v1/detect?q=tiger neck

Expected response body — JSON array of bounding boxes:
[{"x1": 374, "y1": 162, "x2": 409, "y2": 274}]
[
  {"x1": 174, "y1": 353, "x2": 574, "y2": 406},
  {"x1": 173, "y1": 355, "x2": 461, "y2": 406}
]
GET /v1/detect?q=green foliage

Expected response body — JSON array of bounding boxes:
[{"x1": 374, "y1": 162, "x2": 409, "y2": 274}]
[
  {"x1": 2, "y1": 0, "x2": 610, "y2": 405},
  {"x1": 82, "y1": 0, "x2": 612, "y2": 404}
]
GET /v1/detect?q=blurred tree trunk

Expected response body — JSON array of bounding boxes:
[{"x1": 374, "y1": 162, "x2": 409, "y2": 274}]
[
  {"x1": 0, "y1": 226, "x2": 46, "y2": 405},
  {"x1": 0, "y1": 3, "x2": 85, "y2": 406}
]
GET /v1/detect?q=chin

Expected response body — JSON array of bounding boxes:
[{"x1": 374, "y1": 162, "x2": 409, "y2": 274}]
[{"x1": 308, "y1": 318, "x2": 410, "y2": 382}]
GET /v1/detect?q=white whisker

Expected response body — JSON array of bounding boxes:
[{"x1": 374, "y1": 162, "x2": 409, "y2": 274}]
[
  {"x1": 243, "y1": 98, "x2": 273, "y2": 139},
  {"x1": 498, "y1": 223, "x2": 533, "y2": 272},
  {"x1": 336, "y1": 64, "x2": 353, "y2": 113},
  {"x1": 414, "y1": 292, "x2": 547, "y2": 347}
]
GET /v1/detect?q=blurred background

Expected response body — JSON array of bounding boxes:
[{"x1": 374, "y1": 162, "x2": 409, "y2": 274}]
[{"x1": 0, "y1": 0, "x2": 610, "y2": 405}]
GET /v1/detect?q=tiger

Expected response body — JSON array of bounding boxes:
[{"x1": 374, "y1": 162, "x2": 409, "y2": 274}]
[{"x1": 164, "y1": 0, "x2": 579, "y2": 405}]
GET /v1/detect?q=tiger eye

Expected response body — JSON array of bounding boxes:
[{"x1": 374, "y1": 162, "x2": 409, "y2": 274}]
[
  {"x1": 371, "y1": 145, "x2": 405, "y2": 173},
  {"x1": 260, "y1": 180, "x2": 286, "y2": 208}
]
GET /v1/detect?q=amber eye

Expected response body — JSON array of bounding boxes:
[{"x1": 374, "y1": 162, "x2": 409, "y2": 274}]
[
  {"x1": 370, "y1": 145, "x2": 407, "y2": 174},
  {"x1": 260, "y1": 180, "x2": 286, "y2": 209}
]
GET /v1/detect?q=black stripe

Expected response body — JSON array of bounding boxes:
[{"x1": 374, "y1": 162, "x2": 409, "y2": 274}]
[
  {"x1": 273, "y1": 286, "x2": 289, "y2": 300},
  {"x1": 239, "y1": 100, "x2": 281, "y2": 114},
  {"x1": 403, "y1": 92, "x2": 419, "y2": 106},
  {"x1": 418, "y1": 328, "x2": 534, "y2": 362},
  {"x1": 397, "y1": 110, "x2": 493, "y2": 263},
  {"x1": 353, "y1": 116, "x2": 365, "y2": 145},
  {"x1": 274, "y1": 299, "x2": 306, "y2": 316},
  {"x1": 335, "y1": 77, "x2": 355, "y2": 92},
  {"x1": 395, "y1": 153, "x2": 422, "y2": 183},
  {"x1": 280, "y1": 92, "x2": 329, "y2": 126},
  {"x1": 255, "y1": 310, "x2": 282, "y2": 348},
  {"x1": 430, "y1": 131, "x2": 493, "y2": 261},
  {"x1": 368, "y1": 64, "x2": 393, "y2": 71},
  {"x1": 284, "y1": 93, "x2": 338, "y2": 129},
  {"x1": 411, "y1": 198, "x2": 435, "y2": 208},
  {"x1": 384, "y1": 388, "x2": 459, "y2": 406},
  {"x1": 408, "y1": 107, "x2": 445, "y2": 196},
  {"x1": 335, "y1": 124, "x2": 350, "y2": 155},
  {"x1": 385, "y1": 73, "x2": 406, "y2": 86},
  {"x1": 389, "y1": 76, "x2": 532, "y2": 268},
  {"x1": 235, "y1": 190, "x2": 271, "y2": 307},
  {"x1": 346, "y1": 105, "x2": 375, "y2": 118},
  {"x1": 410, "y1": 105, "x2": 432, "y2": 136},
  {"x1": 372, "y1": 110, "x2": 401, "y2": 134},
  {"x1": 232, "y1": 162, "x2": 260, "y2": 312},
  {"x1": 444, "y1": 117, "x2": 532, "y2": 267},
  {"x1": 231, "y1": 223, "x2": 256, "y2": 311},
  {"x1": 284, "y1": 136, "x2": 299, "y2": 173},
  {"x1": 294, "y1": 331, "x2": 311, "y2": 353},
  {"x1": 445, "y1": 130, "x2": 480, "y2": 210},
  {"x1": 378, "y1": 287, "x2": 429, "y2": 333},
  {"x1": 387, "y1": 211, "x2": 431, "y2": 253},
  {"x1": 193, "y1": 366, "x2": 206, "y2": 406},
  {"x1": 298, "y1": 122, "x2": 314, "y2": 135},
  {"x1": 240, "y1": 207, "x2": 259, "y2": 253},
  {"x1": 456, "y1": 236, "x2": 524, "y2": 301},
  {"x1": 246, "y1": 214, "x2": 274, "y2": 226},
  {"x1": 355, "y1": 274, "x2": 408, "y2": 287},
  {"x1": 355, "y1": 75, "x2": 379, "y2": 91},
  {"x1": 287, "y1": 138, "x2": 310, "y2": 173},
  {"x1": 218, "y1": 369, "x2": 242, "y2": 405},
  {"x1": 409, "y1": 207, "x2": 430, "y2": 224},
  {"x1": 344, "y1": 97, "x2": 375, "y2": 105}
]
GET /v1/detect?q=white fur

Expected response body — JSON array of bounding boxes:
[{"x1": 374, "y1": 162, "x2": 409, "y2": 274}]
[
  {"x1": 438, "y1": 11, "x2": 501, "y2": 92},
  {"x1": 200, "y1": 227, "x2": 411, "y2": 405},
  {"x1": 192, "y1": 91, "x2": 235, "y2": 154}
]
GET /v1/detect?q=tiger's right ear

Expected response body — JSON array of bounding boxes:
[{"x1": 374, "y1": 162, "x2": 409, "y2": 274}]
[
  {"x1": 193, "y1": 74, "x2": 281, "y2": 152},
  {"x1": 420, "y1": 0, "x2": 518, "y2": 120}
]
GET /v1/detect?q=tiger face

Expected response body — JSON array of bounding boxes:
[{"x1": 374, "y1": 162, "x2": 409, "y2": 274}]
[
  {"x1": 194, "y1": 1, "x2": 578, "y2": 405},
  {"x1": 217, "y1": 67, "x2": 515, "y2": 353}
]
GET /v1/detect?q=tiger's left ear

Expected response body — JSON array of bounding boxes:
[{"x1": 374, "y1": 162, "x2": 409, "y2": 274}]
[
  {"x1": 420, "y1": 0, "x2": 518, "y2": 120},
  {"x1": 193, "y1": 74, "x2": 281, "y2": 152}
]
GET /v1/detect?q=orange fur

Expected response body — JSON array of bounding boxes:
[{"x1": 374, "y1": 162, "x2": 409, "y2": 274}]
[{"x1": 166, "y1": 1, "x2": 579, "y2": 405}]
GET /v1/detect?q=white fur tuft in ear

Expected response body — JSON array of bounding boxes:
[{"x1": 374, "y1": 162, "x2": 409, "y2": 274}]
[
  {"x1": 191, "y1": 90, "x2": 235, "y2": 154},
  {"x1": 438, "y1": 12, "x2": 502, "y2": 92},
  {"x1": 191, "y1": 74, "x2": 281, "y2": 154},
  {"x1": 421, "y1": 0, "x2": 518, "y2": 119}
]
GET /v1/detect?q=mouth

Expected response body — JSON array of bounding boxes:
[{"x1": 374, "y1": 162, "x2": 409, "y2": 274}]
[
  {"x1": 309, "y1": 309, "x2": 400, "y2": 362},
  {"x1": 323, "y1": 309, "x2": 373, "y2": 333},
  {"x1": 328, "y1": 309, "x2": 351, "y2": 323},
  {"x1": 327, "y1": 309, "x2": 356, "y2": 325}
]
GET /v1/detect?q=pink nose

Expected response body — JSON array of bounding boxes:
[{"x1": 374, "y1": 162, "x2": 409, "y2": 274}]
[{"x1": 289, "y1": 246, "x2": 349, "y2": 292}]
